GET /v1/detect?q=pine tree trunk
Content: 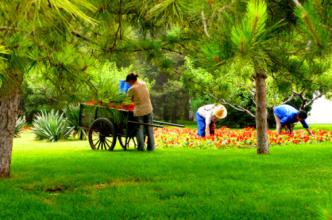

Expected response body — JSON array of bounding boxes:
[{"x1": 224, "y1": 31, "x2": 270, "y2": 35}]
[
  {"x1": 162, "y1": 96, "x2": 169, "y2": 121},
  {"x1": 0, "y1": 90, "x2": 20, "y2": 177},
  {"x1": 171, "y1": 101, "x2": 177, "y2": 123},
  {"x1": 183, "y1": 95, "x2": 190, "y2": 120},
  {"x1": 255, "y1": 71, "x2": 269, "y2": 154}
]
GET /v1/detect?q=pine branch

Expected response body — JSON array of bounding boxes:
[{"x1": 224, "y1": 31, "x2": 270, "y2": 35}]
[
  {"x1": 221, "y1": 99, "x2": 256, "y2": 118},
  {"x1": 248, "y1": 89, "x2": 257, "y2": 105},
  {"x1": 281, "y1": 92, "x2": 296, "y2": 104},
  {"x1": 0, "y1": 26, "x2": 20, "y2": 32},
  {"x1": 71, "y1": 31, "x2": 92, "y2": 42},
  {"x1": 109, "y1": 0, "x2": 123, "y2": 53},
  {"x1": 211, "y1": 0, "x2": 234, "y2": 20},
  {"x1": 303, "y1": 91, "x2": 323, "y2": 109},
  {"x1": 201, "y1": 11, "x2": 210, "y2": 38},
  {"x1": 292, "y1": 0, "x2": 301, "y2": 7},
  {"x1": 111, "y1": 46, "x2": 184, "y2": 55},
  {"x1": 207, "y1": 94, "x2": 256, "y2": 118},
  {"x1": 283, "y1": 90, "x2": 322, "y2": 110},
  {"x1": 293, "y1": 0, "x2": 322, "y2": 48}
]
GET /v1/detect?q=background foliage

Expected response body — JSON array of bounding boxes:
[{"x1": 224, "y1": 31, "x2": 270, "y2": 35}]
[{"x1": 2, "y1": 0, "x2": 331, "y2": 127}]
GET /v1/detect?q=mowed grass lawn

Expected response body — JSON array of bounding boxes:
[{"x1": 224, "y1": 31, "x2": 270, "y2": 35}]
[{"x1": 1, "y1": 129, "x2": 332, "y2": 220}]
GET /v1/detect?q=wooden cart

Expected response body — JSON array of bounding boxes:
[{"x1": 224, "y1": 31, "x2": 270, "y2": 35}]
[{"x1": 79, "y1": 102, "x2": 182, "y2": 151}]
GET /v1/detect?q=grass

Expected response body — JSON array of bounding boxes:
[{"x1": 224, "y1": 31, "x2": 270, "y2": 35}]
[
  {"x1": 300, "y1": 124, "x2": 332, "y2": 131},
  {"x1": 1, "y1": 131, "x2": 332, "y2": 219}
]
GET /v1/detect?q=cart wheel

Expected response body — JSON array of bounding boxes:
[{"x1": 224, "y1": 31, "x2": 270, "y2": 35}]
[
  {"x1": 118, "y1": 136, "x2": 137, "y2": 150},
  {"x1": 88, "y1": 118, "x2": 116, "y2": 151}
]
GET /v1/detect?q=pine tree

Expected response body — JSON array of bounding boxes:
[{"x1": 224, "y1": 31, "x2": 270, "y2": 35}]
[{"x1": 0, "y1": 0, "x2": 96, "y2": 177}]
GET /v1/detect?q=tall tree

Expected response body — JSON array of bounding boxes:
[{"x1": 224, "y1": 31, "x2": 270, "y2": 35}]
[
  {"x1": 230, "y1": 0, "x2": 271, "y2": 153},
  {"x1": 208, "y1": 0, "x2": 331, "y2": 153},
  {"x1": 0, "y1": 0, "x2": 96, "y2": 177}
]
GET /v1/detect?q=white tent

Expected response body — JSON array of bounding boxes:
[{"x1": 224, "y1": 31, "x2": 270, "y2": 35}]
[{"x1": 307, "y1": 96, "x2": 332, "y2": 124}]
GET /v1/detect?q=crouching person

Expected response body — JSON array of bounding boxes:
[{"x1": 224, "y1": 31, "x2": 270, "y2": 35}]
[
  {"x1": 273, "y1": 104, "x2": 312, "y2": 136},
  {"x1": 196, "y1": 104, "x2": 227, "y2": 137},
  {"x1": 126, "y1": 73, "x2": 155, "y2": 151}
]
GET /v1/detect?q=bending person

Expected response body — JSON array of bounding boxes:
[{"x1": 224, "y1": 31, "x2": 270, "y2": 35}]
[
  {"x1": 273, "y1": 104, "x2": 312, "y2": 135},
  {"x1": 196, "y1": 104, "x2": 227, "y2": 137},
  {"x1": 126, "y1": 73, "x2": 155, "y2": 151}
]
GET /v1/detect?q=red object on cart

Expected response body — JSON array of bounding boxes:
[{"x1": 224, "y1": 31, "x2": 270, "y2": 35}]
[{"x1": 84, "y1": 100, "x2": 135, "y2": 111}]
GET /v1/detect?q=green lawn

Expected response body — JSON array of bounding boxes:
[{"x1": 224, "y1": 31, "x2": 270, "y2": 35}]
[
  {"x1": 300, "y1": 124, "x2": 332, "y2": 131},
  {"x1": 1, "y1": 131, "x2": 332, "y2": 219}
]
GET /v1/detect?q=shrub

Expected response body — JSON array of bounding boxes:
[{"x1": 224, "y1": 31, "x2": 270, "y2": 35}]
[
  {"x1": 14, "y1": 116, "x2": 26, "y2": 138},
  {"x1": 65, "y1": 105, "x2": 86, "y2": 140},
  {"x1": 32, "y1": 110, "x2": 72, "y2": 142},
  {"x1": 90, "y1": 62, "x2": 132, "y2": 103}
]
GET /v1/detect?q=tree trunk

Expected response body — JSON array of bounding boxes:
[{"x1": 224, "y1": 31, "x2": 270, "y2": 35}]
[
  {"x1": 255, "y1": 71, "x2": 269, "y2": 154},
  {"x1": 162, "y1": 96, "x2": 169, "y2": 121},
  {"x1": 183, "y1": 95, "x2": 190, "y2": 120},
  {"x1": 0, "y1": 88, "x2": 20, "y2": 177},
  {"x1": 171, "y1": 97, "x2": 178, "y2": 123}
]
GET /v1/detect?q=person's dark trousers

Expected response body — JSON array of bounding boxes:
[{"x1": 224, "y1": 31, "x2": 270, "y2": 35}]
[{"x1": 136, "y1": 113, "x2": 155, "y2": 151}]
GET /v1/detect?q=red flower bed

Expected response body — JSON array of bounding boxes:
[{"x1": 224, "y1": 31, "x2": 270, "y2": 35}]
[{"x1": 154, "y1": 127, "x2": 332, "y2": 149}]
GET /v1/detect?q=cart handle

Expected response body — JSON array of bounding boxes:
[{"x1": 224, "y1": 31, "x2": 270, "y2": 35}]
[
  {"x1": 152, "y1": 120, "x2": 184, "y2": 128},
  {"x1": 128, "y1": 121, "x2": 164, "y2": 128}
]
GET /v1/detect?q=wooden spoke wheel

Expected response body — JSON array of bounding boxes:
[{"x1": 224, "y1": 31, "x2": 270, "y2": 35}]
[
  {"x1": 118, "y1": 136, "x2": 137, "y2": 150},
  {"x1": 88, "y1": 118, "x2": 116, "y2": 151}
]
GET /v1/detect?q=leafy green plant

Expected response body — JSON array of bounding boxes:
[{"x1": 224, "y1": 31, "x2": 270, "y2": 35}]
[
  {"x1": 14, "y1": 116, "x2": 26, "y2": 138},
  {"x1": 65, "y1": 105, "x2": 86, "y2": 140},
  {"x1": 32, "y1": 110, "x2": 72, "y2": 142},
  {"x1": 90, "y1": 62, "x2": 133, "y2": 104}
]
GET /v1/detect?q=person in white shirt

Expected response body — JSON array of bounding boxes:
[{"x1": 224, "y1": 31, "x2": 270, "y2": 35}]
[{"x1": 196, "y1": 104, "x2": 227, "y2": 137}]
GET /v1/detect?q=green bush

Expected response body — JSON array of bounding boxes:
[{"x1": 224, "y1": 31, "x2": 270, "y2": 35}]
[
  {"x1": 14, "y1": 116, "x2": 26, "y2": 138},
  {"x1": 89, "y1": 62, "x2": 132, "y2": 104},
  {"x1": 32, "y1": 110, "x2": 72, "y2": 142},
  {"x1": 65, "y1": 105, "x2": 86, "y2": 140}
]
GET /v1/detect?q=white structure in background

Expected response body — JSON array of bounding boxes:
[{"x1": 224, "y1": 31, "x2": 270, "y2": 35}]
[{"x1": 307, "y1": 96, "x2": 332, "y2": 124}]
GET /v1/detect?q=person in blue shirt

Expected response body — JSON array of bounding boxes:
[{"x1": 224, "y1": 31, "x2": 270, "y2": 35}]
[{"x1": 273, "y1": 104, "x2": 312, "y2": 135}]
